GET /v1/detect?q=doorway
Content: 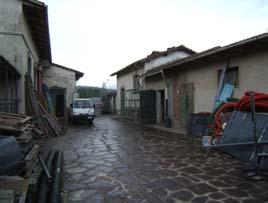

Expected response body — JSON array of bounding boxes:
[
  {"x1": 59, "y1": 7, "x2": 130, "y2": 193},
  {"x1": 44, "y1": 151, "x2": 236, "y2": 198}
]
[
  {"x1": 49, "y1": 87, "x2": 66, "y2": 117},
  {"x1": 55, "y1": 94, "x2": 65, "y2": 116},
  {"x1": 179, "y1": 83, "x2": 194, "y2": 128}
]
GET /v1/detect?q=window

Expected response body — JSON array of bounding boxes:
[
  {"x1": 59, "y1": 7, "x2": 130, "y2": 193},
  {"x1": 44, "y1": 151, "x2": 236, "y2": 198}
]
[
  {"x1": 133, "y1": 74, "x2": 143, "y2": 90},
  {"x1": 133, "y1": 74, "x2": 138, "y2": 89},
  {"x1": 217, "y1": 66, "x2": 239, "y2": 87},
  {"x1": 73, "y1": 100, "x2": 92, "y2": 108}
]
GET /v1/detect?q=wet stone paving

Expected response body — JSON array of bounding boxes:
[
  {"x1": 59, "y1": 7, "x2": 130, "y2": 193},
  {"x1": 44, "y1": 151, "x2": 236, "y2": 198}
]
[{"x1": 40, "y1": 116, "x2": 268, "y2": 203}]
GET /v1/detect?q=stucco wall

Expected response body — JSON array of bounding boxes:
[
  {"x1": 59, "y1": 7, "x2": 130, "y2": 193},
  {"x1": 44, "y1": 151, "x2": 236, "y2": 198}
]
[
  {"x1": 43, "y1": 65, "x2": 77, "y2": 107},
  {"x1": 115, "y1": 51, "x2": 192, "y2": 113},
  {"x1": 0, "y1": 0, "x2": 40, "y2": 113},
  {"x1": 144, "y1": 51, "x2": 190, "y2": 72},
  {"x1": 116, "y1": 71, "x2": 135, "y2": 112},
  {"x1": 145, "y1": 74, "x2": 166, "y2": 91},
  {"x1": 172, "y1": 50, "x2": 268, "y2": 128}
]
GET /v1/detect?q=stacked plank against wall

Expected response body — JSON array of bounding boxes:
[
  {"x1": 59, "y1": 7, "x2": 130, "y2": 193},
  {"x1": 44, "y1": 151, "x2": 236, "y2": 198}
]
[
  {"x1": 24, "y1": 74, "x2": 63, "y2": 137},
  {"x1": 0, "y1": 75, "x2": 65, "y2": 202},
  {"x1": 0, "y1": 113, "x2": 39, "y2": 203}
]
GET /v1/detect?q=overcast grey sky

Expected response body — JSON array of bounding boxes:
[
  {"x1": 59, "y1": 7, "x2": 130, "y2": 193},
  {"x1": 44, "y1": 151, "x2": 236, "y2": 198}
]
[{"x1": 42, "y1": 0, "x2": 268, "y2": 89}]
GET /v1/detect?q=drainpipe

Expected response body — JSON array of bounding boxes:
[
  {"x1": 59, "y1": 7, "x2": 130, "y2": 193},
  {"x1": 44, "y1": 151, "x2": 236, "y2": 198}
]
[
  {"x1": 161, "y1": 70, "x2": 172, "y2": 127},
  {"x1": 160, "y1": 70, "x2": 168, "y2": 88},
  {"x1": 160, "y1": 70, "x2": 169, "y2": 104}
]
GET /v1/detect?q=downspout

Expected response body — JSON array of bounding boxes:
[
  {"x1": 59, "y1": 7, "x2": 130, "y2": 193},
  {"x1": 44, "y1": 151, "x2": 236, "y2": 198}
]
[
  {"x1": 160, "y1": 70, "x2": 170, "y2": 119},
  {"x1": 160, "y1": 70, "x2": 168, "y2": 88}
]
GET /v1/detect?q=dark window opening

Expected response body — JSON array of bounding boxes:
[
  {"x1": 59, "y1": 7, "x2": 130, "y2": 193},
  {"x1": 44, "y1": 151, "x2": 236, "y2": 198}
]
[
  {"x1": 55, "y1": 94, "x2": 65, "y2": 117},
  {"x1": 0, "y1": 62, "x2": 20, "y2": 113},
  {"x1": 133, "y1": 74, "x2": 139, "y2": 89},
  {"x1": 120, "y1": 88, "x2": 125, "y2": 111},
  {"x1": 133, "y1": 74, "x2": 143, "y2": 90},
  {"x1": 217, "y1": 66, "x2": 239, "y2": 87},
  {"x1": 27, "y1": 53, "x2": 32, "y2": 75}
]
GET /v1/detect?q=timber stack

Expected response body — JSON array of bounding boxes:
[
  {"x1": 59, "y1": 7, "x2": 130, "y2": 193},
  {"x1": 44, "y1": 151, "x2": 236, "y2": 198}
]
[
  {"x1": 24, "y1": 74, "x2": 64, "y2": 137},
  {"x1": 0, "y1": 75, "x2": 65, "y2": 202},
  {"x1": 0, "y1": 112, "x2": 41, "y2": 202}
]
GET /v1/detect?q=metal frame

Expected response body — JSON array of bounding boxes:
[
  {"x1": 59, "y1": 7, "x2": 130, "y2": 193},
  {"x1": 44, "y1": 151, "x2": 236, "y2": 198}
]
[
  {"x1": 121, "y1": 89, "x2": 140, "y2": 121},
  {"x1": 0, "y1": 57, "x2": 20, "y2": 113}
]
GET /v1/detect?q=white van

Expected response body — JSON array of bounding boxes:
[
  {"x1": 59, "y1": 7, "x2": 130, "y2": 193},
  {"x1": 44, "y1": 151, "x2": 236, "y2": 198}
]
[{"x1": 70, "y1": 98, "x2": 95, "y2": 124}]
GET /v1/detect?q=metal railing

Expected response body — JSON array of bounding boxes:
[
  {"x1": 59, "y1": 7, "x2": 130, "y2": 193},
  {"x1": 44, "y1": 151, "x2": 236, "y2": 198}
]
[
  {"x1": 0, "y1": 99, "x2": 19, "y2": 113},
  {"x1": 121, "y1": 89, "x2": 140, "y2": 121}
]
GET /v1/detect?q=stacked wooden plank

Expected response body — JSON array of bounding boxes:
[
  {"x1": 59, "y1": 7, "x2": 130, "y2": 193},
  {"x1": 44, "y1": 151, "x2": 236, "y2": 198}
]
[
  {"x1": 25, "y1": 74, "x2": 64, "y2": 137},
  {"x1": 0, "y1": 75, "x2": 65, "y2": 202},
  {"x1": 0, "y1": 113, "x2": 40, "y2": 203},
  {"x1": 0, "y1": 113, "x2": 29, "y2": 134},
  {"x1": 0, "y1": 112, "x2": 39, "y2": 162}
]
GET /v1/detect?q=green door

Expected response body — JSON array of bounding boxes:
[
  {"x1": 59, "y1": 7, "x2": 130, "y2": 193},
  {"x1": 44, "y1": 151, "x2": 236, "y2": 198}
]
[{"x1": 179, "y1": 83, "x2": 194, "y2": 128}]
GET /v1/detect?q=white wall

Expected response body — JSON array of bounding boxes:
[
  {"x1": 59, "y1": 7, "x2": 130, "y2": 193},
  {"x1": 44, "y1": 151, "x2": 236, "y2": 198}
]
[
  {"x1": 144, "y1": 51, "x2": 190, "y2": 72},
  {"x1": 116, "y1": 71, "x2": 134, "y2": 112},
  {"x1": 0, "y1": 0, "x2": 40, "y2": 113},
  {"x1": 145, "y1": 74, "x2": 166, "y2": 91},
  {"x1": 43, "y1": 65, "x2": 77, "y2": 107},
  {"x1": 115, "y1": 67, "x2": 144, "y2": 111}
]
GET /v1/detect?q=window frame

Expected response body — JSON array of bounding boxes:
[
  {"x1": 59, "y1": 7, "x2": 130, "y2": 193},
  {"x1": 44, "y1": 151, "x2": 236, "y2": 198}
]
[{"x1": 217, "y1": 66, "x2": 239, "y2": 88}]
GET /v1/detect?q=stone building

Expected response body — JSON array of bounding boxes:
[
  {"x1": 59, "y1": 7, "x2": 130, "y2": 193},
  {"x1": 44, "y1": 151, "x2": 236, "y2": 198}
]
[
  {"x1": 0, "y1": 0, "x2": 84, "y2": 116},
  {"x1": 112, "y1": 33, "x2": 268, "y2": 129},
  {"x1": 43, "y1": 63, "x2": 83, "y2": 117},
  {"x1": 0, "y1": 0, "x2": 51, "y2": 113},
  {"x1": 111, "y1": 45, "x2": 195, "y2": 119},
  {"x1": 145, "y1": 33, "x2": 268, "y2": 129}
]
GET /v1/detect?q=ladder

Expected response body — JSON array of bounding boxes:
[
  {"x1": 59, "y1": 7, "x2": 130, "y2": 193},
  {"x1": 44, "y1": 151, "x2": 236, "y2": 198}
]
[{"x1": 242, "y1": 92, "x2": 268, "y2": 181}]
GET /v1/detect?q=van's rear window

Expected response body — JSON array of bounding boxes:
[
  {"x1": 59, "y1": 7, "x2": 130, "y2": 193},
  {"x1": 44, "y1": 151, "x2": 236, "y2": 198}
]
[{"x1": 74, "y1": 100, "x2": 92, "y2": 108}]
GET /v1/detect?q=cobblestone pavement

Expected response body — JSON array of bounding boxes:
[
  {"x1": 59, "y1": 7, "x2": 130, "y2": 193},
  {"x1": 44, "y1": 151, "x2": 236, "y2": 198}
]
[{"x1": 40, "y1": 116, "x2": 268, "y2": 203}]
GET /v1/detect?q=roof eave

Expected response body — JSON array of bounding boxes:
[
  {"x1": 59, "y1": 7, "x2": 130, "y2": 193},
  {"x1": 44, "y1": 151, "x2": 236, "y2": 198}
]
[
  {"x1": 51, "y1": 63, "x2": 84, "y2": 81},
  {"x1": 22, "y1": 0, "x2": 52, "y2": 63},
  {"x1": 144, "y1": 32, "x2": 268, "y2": 77}
]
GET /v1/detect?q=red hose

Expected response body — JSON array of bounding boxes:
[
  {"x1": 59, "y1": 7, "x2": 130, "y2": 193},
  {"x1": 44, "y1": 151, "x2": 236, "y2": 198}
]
[
  {"x1": 208, "y1": 91, "x2": 268, "y2": 139},
  {"x1": 214, "y1": 102, "x2": 236, "y2": 130}
]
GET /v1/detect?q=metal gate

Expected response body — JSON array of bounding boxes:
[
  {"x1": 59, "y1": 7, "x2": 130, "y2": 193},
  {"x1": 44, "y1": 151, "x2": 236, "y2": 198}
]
[
  {"x1": 140, "y1": 90, "x2": 156, "y2": 124},
  {"x1": 121, "y1": 89, "x2": 140, "y2": 121},
  {"x1": 121, "y1": 89, "x2": 156, "y2": 124}
]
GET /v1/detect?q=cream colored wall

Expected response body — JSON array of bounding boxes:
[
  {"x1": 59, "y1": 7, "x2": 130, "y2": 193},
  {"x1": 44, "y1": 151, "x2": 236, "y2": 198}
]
[
  {"x1": 172, "y1": 50, "x2": 268, "y2": 128},
  {"x1": 230, "y1": 51, "x2": 268, "y2": 97},
  {"x1": 0, "y1": 0, "x2": 41, "y2": 113},
  {"x1": 116, "y1": 71, "x2": 135, "y2": 112},
  {"x1": 145, "y1": 74, "x2": 166, "y2": 91},
  {"x1": 116, "y1": 67, "x2": 145, "y2": 112},
  {"x1": 43, "y1": 65, "x2": 77, "y2": 107}
]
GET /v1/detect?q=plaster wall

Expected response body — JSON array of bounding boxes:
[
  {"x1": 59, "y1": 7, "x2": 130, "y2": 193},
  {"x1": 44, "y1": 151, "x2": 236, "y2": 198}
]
[
  {"x1": 172, "y1": 50, "x2": 268, "y2": 128},
  {"x1": 0, "y1": 0, "x2": 40, "y2": 113},
  {"x1": 43, "y1": 65, "x2": 77, "y2": 107},
  {"x1": 116, "y1": 71, "x2": 134, "y2": 112},
  {"x1": 145, "y1": 74, "x2": 166, "y2": 92},
  {"x1": 116, "y1": 67, "x2": 144, "y2": 111}
]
